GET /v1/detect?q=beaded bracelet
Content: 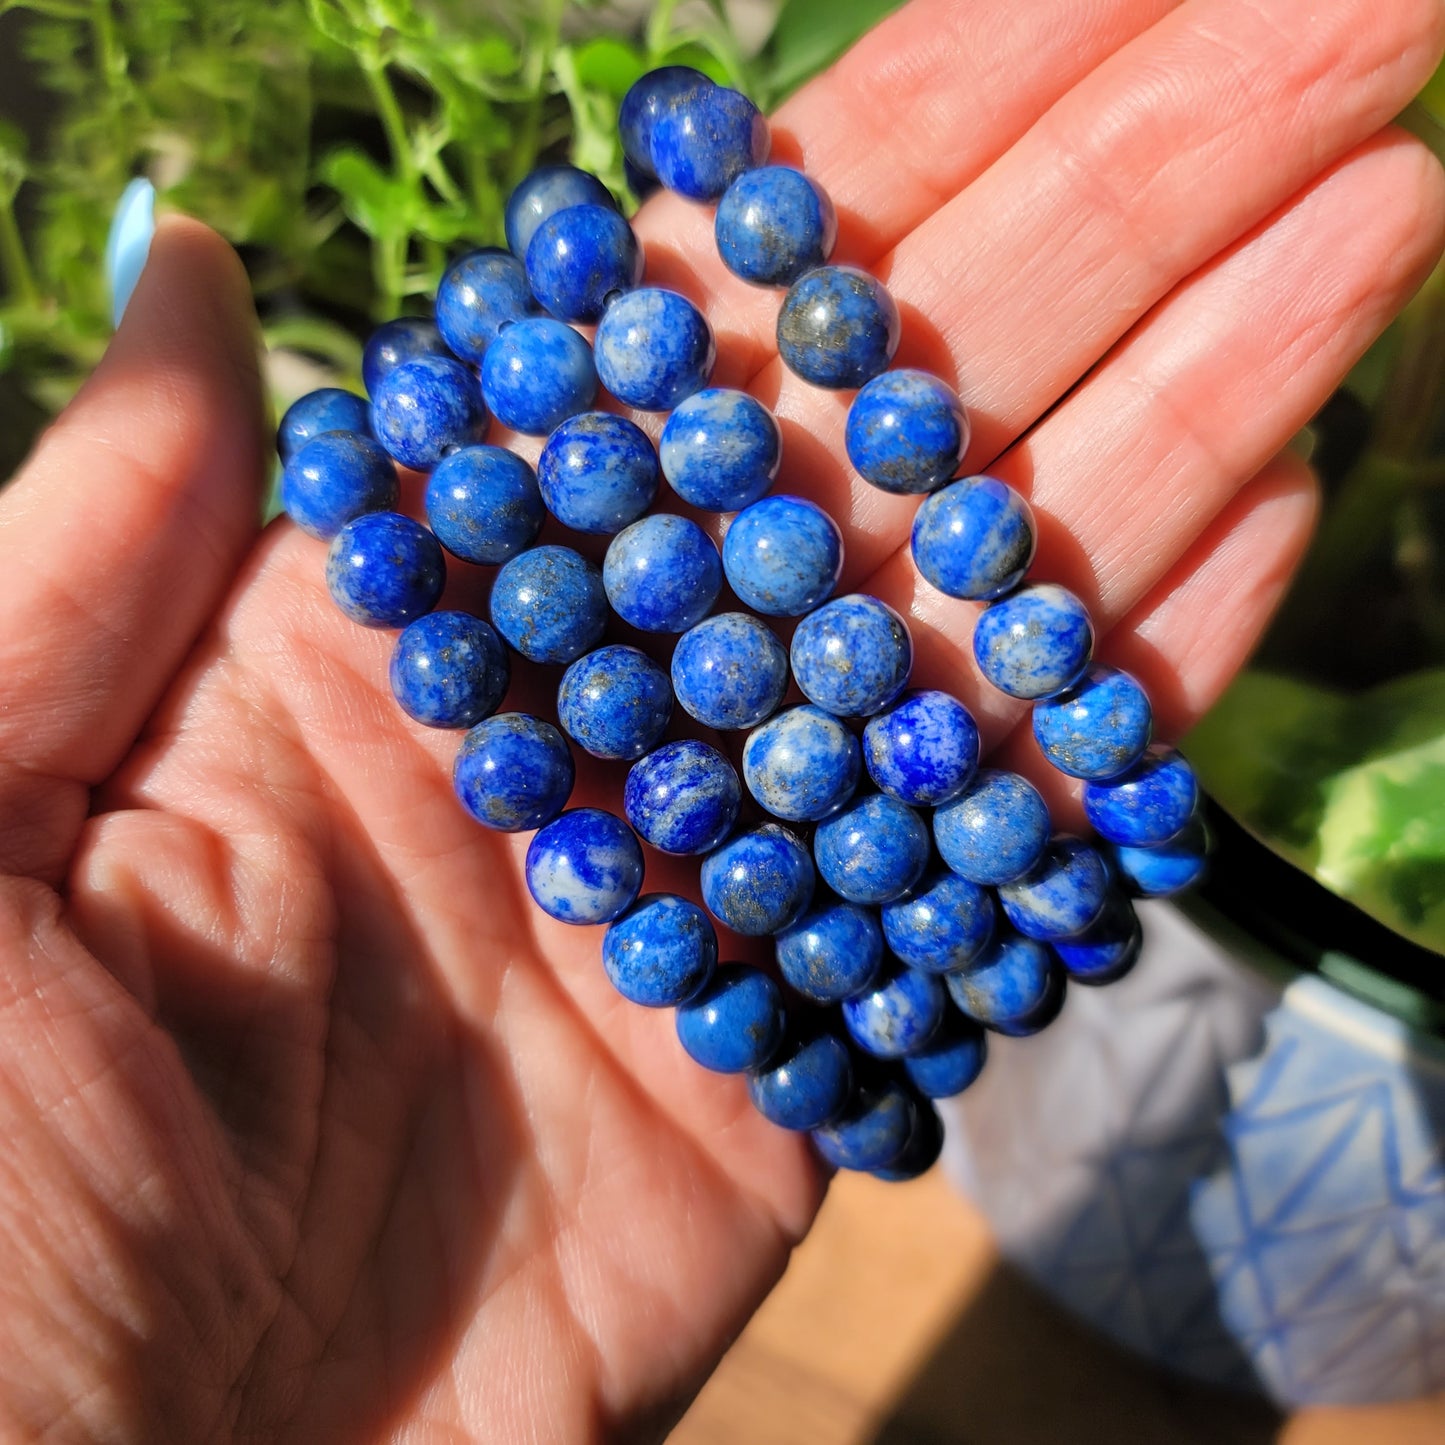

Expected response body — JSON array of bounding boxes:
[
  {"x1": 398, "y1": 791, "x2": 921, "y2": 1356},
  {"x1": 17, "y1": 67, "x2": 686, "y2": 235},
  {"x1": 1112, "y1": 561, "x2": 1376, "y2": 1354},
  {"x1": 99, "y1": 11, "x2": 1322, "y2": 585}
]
[{"x1": 276, "y1": 64, "x2": 1210, "y2": 1183}]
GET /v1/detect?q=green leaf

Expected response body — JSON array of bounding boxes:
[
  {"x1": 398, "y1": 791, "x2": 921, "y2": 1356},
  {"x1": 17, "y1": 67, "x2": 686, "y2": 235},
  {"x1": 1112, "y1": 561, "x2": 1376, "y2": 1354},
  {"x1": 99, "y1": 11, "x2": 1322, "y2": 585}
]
[
  {"x1": 317, "y1": 146, "x2": 411, "y2": 239},
  {"x1": 570, "y1": 35, "x2": 646, "y2": 99},
  {"x1": 758, "y1": 0, "x2": 906, "y2": 104}
]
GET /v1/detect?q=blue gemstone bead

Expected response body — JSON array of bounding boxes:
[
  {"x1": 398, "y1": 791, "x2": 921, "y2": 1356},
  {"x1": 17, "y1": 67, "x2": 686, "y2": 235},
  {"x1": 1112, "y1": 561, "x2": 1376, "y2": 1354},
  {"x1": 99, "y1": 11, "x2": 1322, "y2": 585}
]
[
  {"x1": 536, "y1": 412, "x2": 659, "y2": 536},
  {"x1": 774, "y1": 897, "x2": 882, "y2": 1004},
  {"x1": 748, "y1": 1030, "x2": 853, "y2": 1131},
  {"x1": 434, "y1": 250, "x2": 535, "y2": 365},
  {"x1": 911, "y1": 476, "x2": 1036, "y2": 601},
  {"x1": 424, "y1": 445, "x2": 544, "y2": 565},
  {"x1": 362, "y1": 317, "x2": 446, "y2": 397},
  {"x1": 325, "y1": 511, "x2": 445, "y2": 628},
  {"x1": 715, "y1": 165, "x2": 836, "y2": 287},
  {"x1": 281, "y1": 431, "x2": 398, "y2": 541},
  {"x1": 369, "y1": 354, "x2": 488, "y2": 471},
  {"x1": 525, "y1": 204, "x2": 644, "y2": 324},
  {"x1": 862, "y1": 690, "x2": 979, "y2": 807},
  {"x1": 660, "y1": 388, "x2": 780, "y2": 512},
  {"x1": 651, "y1": 84, "x2": 769, "y2": 200},
  {"x1": 276, "y1": 387, "x2": 372, "y2": 462},
  {"x1": 933, "y1": 768, "x2": 1051, "y2": 886},
  {"x1": 675, "y1": 963, "x2": 785, "y2": 1073},
  {"x1": 1052, "y1": 896, "x2": 1141, "y2": 984},
  {"x1": 603, "y1": 893, "x2": 717, "y2": 1007},
  {"x1": 846, "y1": 370, "x2": 969, "y2": 495},
  {"x1": 791, "y1": 594, "x2": 912, "y2": 718},
  {"x1": 624, "y1": 740, "x2": 741, "y2": 856},
  {"x1": 701, "y1": 823, "x2": 815, "y2": 937},
  {"x1": 1111, "y1": 815, "x2": 1209, "y2": 898},
  {"x1": 1032, "y1": 665, "x2": 1153, "y2": 781},
  {"x1": 558, "y1": 645, "x2": 673, "y2": 762},
  {"x1": 975, "y1": 583, "x2": 1095, "y2": 701},
  {"x1": 723, "y1": 495, "x2": 843, "y2": 617},
  {"x1": 843, "y1": 965, "x2": 946, "y2": 1059},
  {"x1": 389, "y1": 610, "x2": 509, "y2": 728},
  {"x1": 524, "y1": 808, "x2": 644, "y2": 924},
  {"x1": 871, "y1": 1100, "x2": 944, "y2": 1180},
  {"x1": 620, "y1": 66, "x2": 713, "y2": 178},
  {"x1": 480, "y1": 317, "x2": 598, "y2": 436},
  {"x1": 812, "y1": 1081, "x2": 917, "y2": 1172},
  {"x1": 603, "y1": 514, "x2": 721, "y2": 632},
  {"x1": 453, "y1": 712, "x2": 574, "y2": 832},
  {"x1": 594, "y1": 288, "x2": 715, "y2": 410},
  {"x1": 881, "y1": 870, "x2": 995, "y2": 974},
  {"x1": 1083, "y1": 745, "x2": 1198, "y2": 846},
  {"x1": 671, "y1": 612, "x2": 788, "y2": 730},
  {"x1": 903, "y1": 1016, "x2": 987, "y2": 1099},
  {"x1": 815, "y1": 793, "x2": 930, "y2": 905},
  {"x1": 946, "y1": 931, "x2": 1062, "y2": 1035},
  {"x1": 489, "y1": 545, "x2": 606, "y2": 665},
  {"x1": 777, "y1": 266, "x2": 900, "y2": 390},
  {"x1": 505, "y1": 164, "x2": 614, "y2": 260},
  {"x1": 742, "y1": 705, "x2": 860, "y2": 824},
  {"x1": 998, "y1": 835, "x2": 1109, "y2": 941}
]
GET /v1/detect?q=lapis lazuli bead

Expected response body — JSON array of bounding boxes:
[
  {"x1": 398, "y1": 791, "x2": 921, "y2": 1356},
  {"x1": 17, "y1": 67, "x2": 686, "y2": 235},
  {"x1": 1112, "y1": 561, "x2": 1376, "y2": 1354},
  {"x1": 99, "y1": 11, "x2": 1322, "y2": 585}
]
[
  {"x1": 671, "y1": 612, "x2": 788, "y2": 730},
  {"x1": 701, "y1": 824, "x2": 815, "y2": 937},
  {"x1": 594, "y1": 288, "x2": 715, "y2": 410},
  {"x1": 675, "y1": 963, "x2": 785, "y2": 1074},
  {"x1": 489, "y1": 544, "x2": 606, "y2": 665},
  {"x1": 537, "y1": 412, "x2": 659, "y2": 536},
  {"x1": 843, "y1": 965, "x2": 946, "y2": 1059},
  {"x1": 619, "y1": 66, "x2": 713, "y2": 179},
  {"x1": 1032, "y1": 665, "x2": 1153, "y2": 781},
  {"x1": 846, "y1": 370, "x2": 969, "y2": 496},
  {"x1": 558, "y1": 645, "x2": 673, "y2": 761},
  {"x1": 812, "y1": 1081, "x2": 916, "y2": 1172},
  {"x1": 933, "y1": 768, "x2": 1051, "y2": 886},
  {"x1": 326, "y1": 511, "x2": 445, "y2": 628},
  {"x1": 650, "y1": 84, "x2": 769, "y2": 200},
  {"x1": 911, "y1": 476, "x2": 1036, "y2": 601},
  {"x1": 791, "y1": 594, "x2": 912, "y2": 718},
  {"x1": 624, "y1": 739, "x2": 740, "y2": 856},
  {"x1": 723, "y1": 495, "x2": 843, "y2": 618},
  {"x1": 976, "y1": 583, "x2": 1095, "y2": 701},
  {"x1": 748, "y1": 1030, "x2": 853, "y2": 1131},
  {"x1": 424, "y1": 445, "x2": 544, "y2": 566},
  {"x1": 880, "y1": 870, "x2": 995, "y2": 974},
  {"x1": 480, "y1": 317, "x2": 598, "y2": 436},
  {"x1": 1083, "y1": 745, "x2": 1198, "y2": 847},
  {"x1": 524, "y1": 808, "x2": 644, "y2": 925},
  {"x1": 369, "y1": 354, "x2": 488, "y2": 471},
  {"x1": 281, "y1": 431, "x2": 398, "y2": 541},
  {"x1": 777, "y1": 266, "x2": 900, "y2": 390},
  {"x1": 453, "y1": 712, "x2": 574, "y2": 832},
  {"x1": 998, "y1": 835, "x2": 1110, "y2": 941},
  {"x1": 603, "y1": 893, "x2": 717, "y2": 1007},
  {"x1": 389, "y1": 610, "x2": 509, "y2": 728},
  {"x1": 505, "y1": 163, "x2": 614, "y2": 260},
  {"x1": 862, "y1": 690, "x2": 979, "y2": 807},
  {"x1": 774, "y1": 896, "x2": 883, "y2": 1004},
  {"x1": 276, "y1": 387, "x2": 372, "y2": 463},
  {"x1": 815, "y1": 793, "x2": 930, "y2": 905},
  {"x1": 525, "y1": 204, "x2": 644, "y2": 324},
  {"x1": 742, "y1": 704, "x2": 860, "y2": 824},
  {"x1": 1111, "y1": 816, "x2": 1209, "y2": 898},
  {"x1": 362, "y1": 317, "x2": 446, "y2": 397},
  {"x1": 660, "y1": 388, "x2": 780, "y2": 512},
  {"x1": 1052, "y1": 896, "x2": 1142, "y2": 985},
  {"x1": 603, "y1": 514, "x2": 721, "y2": 633},
  {"x1": 872, "y1": 1100, "x2": 943, "y2": 1181},
  {"x1": 903, "y1": 1016, "x2": 987, "y2": 1099},
  {"x1": 947, "y1": 931, "x2": 1062, "y2": 1035},
  {"x1": 714, "y1": 165, "x2": 836, "y2": 287},
  {"x1": 434, "y1": 250, "x2": 535, "y2": 364}
]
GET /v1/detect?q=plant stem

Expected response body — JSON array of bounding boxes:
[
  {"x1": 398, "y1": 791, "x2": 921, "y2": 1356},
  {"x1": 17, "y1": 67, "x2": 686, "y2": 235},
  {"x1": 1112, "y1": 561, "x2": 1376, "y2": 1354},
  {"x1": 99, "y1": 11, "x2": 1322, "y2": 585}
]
[
  {"x1": 0, "y1": 197, "x2": 39, "y2": 308},
  {"x1": 363, "y1": 58, "x2": 418, "y2": 184},
  {"x1": 90, "y1": 0, "x2": 123, "y2": 92}
]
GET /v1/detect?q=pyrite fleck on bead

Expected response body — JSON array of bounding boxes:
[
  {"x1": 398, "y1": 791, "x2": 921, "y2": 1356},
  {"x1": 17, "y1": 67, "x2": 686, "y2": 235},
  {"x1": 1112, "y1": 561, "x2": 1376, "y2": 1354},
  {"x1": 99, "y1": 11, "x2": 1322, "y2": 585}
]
[
  {"x1": 603, "y1": 893, "x2": 717, "y2": 1007},
  {"x1": 700, "y1": 823, "x2": 815, "y2": 937},
  {"x1": 776, "y1": 265, "x2": 900, "y2": 390},
  {"x1": 973, "y1": 582, "x2": 1094, "y2": 700},
  {"x1": 846, "y1": 369, "x2": 969, "y2": 495},
  {"x1": 790, "y1": 593, "x2": 913, "y2": 718}
]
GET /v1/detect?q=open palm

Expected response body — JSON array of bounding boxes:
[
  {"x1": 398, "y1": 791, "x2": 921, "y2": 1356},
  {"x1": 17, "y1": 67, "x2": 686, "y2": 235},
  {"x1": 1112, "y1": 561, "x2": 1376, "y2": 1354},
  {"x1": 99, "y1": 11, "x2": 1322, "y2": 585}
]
[{"x1": 1, "y1": 0, "x2": 1442, "y2": 1439}]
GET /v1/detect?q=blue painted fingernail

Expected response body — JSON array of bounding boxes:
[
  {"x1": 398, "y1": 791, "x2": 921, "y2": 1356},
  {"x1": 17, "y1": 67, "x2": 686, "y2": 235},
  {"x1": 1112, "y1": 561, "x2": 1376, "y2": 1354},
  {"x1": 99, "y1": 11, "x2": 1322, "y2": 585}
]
[{"x1": 105, "y1": 177, "x2": 155, "y2": 328}]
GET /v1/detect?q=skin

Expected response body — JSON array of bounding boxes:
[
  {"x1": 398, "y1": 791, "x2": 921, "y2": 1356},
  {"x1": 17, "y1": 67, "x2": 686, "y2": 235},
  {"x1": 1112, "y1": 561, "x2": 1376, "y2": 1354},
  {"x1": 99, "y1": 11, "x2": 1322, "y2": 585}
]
[{"x1": 0, "y1": 0, "x2": 1442, "y2": 1438}]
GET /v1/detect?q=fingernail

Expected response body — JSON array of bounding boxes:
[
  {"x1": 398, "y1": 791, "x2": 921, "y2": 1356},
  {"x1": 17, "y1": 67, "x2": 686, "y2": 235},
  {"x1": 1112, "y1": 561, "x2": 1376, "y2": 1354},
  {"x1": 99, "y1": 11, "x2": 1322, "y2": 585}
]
[{"x1": 104, "y1": 178, "x2": 155, "y2": 329}]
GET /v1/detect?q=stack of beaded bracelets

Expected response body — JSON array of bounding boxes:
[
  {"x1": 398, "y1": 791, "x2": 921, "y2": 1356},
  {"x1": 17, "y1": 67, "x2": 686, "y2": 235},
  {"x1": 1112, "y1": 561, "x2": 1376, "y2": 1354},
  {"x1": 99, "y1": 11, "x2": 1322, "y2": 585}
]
[{"x1": 275, "y1": 64, "x2": 1209, "y2": 1183}]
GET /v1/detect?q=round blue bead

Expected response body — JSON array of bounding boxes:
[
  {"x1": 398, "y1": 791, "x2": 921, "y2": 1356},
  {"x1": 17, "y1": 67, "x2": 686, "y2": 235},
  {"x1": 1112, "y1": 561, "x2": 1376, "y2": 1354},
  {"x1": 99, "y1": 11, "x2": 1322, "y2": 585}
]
[
  {"x1": 480, "y1": 317, "x2": 598, "y2": 436},
  {"x1": 536, "y1": 412, "x2": 659, "y2": 536},
  {"x1": 815, "y1": 793, "x2": 929, "y2": 905},
  {"x1": 325, "y1": 511, "x2": 445, "y2": 628},
  {"x1": 843, "y1": 965, "x2": 946, "y2": 1059},
  {"x1": 603, "y1": 893, "x2": 717, "y2": 1007},
  {"x1": 389, "y1": 610, "x2": 509, "y2": 728},
  {"x1": 620, "y1": 66, "x2": 713, "y2": 178},
  {"x1": 881, "y1": 870, "x2": 995, "y2": 974},
  {"x1": 671, "y1": 612, "x2": 788, "y2": 730},
  {"x1": 862, "y1": 690, "x2": 979, "y2": 807},
  {"x1": 660, "y1": 388, "x2": 780, "y2": 512},
  {"x1": 281, "y1": 430, "x2": 398, "y2": 541},
  {"x1": 603, "y1": 514, "x2": 721, "y2": 632},
  {"x1": 276, "y1": 387, "x2": 371, "y2": 463},
  {"x1": 369, "y1": 354, "x2": 488, "y2": 471},
  {"x1": 871, "y1": 1100, "x2": 944, "y2": 1180},
  {"x1": 723, "y1": 495, "x2": 843, "y2": 617},
  {"x1": 594, "y1": 287, "x2": 715, "y2": 410},
  {"x1": 742, "y1": 704, "x2": 860, "y2": 823},
  {"x1": 748, "y1": 1030, "x2": 853, "y2": 1131},
  {"x1": 715, "y1": 165, "x2": 836, "y2": 287},
  {"x1": 777, "y1": 266, "x2": 900, "y2": 390},
  {"x1": 453, "y1": 712, "x2": 574, "y2": 832},
  {"x1": 1032, "y1": 665, "x2": 1152, "y2": 781},
  {"x1": 947, "y1": 931, "x2": 1062, "y2": 1035},
  {"x1": 998, "y1": 835, "x2": 1110, "y2": 941},
  {"x1": 791, "y1": 594, "x2": 913, "y2": 718},
  {"x1": 813, "y1": 1081, "x2": 917, "y2": 1172},
  {"x1": 651, "y1": 84, "x2": 769, "y2": 200},
  {"x1": 1052, "y1": 896, "x2": 1141, "y2": 985},
  {"x1": 524, "y1": 808, "x2": 644, "y2": 924},
  {"x1": 624, "y1": 739, "x2": 740, "y2": 856},
  {"x1": 362, "y1": 317, "x2": 446, "y2": 397},
  {"x1": 557, "y1": 645, "x2": 672, "y2": 761},
  {"x1": 525, "y1": 204, "x2": 644, "y2": 323},
  {"x1": 701, "y1": 824, "x2": 815, "y2": 937},
  {"x1": 1111, "y1": 815, "x2": 1209, "y2": 898},
  {"x1": 434, "y1": 250, "x2": 535, "y2": 364},
  {"x1": 933, "y1": 768, "x2": 1051, "y2": 886},
  {"x1": 424, "y1": 445, "x2": 544, "y2": 566},
  {"x1": 1083, "y1": 745, "x2": 1198, "y2": 846},
  {"x1": 774, "y1": 897, "x2": 882, "y2": 1004},
  {"x1": 974, "y1": 583, "x2": 1095, "y2": 700},
  {"x1": 675, "y1": 964, "x2": 785, "y2": 1074},
  {"x1": 911, "y1": 476, "x2": 1036, "y2": 601},
  {"x1": 846, "y1": 370, "x2": 969, "y2": 495},
  {"x1": 903, "y1": 1017, "x2": 987, "y2": 1099},
  {"x1": 489, "y1": 545, "x2": 606, "y2": 665},
  {"x1": 505, "y1": 164, "x2": 614, "y2": 260}
]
